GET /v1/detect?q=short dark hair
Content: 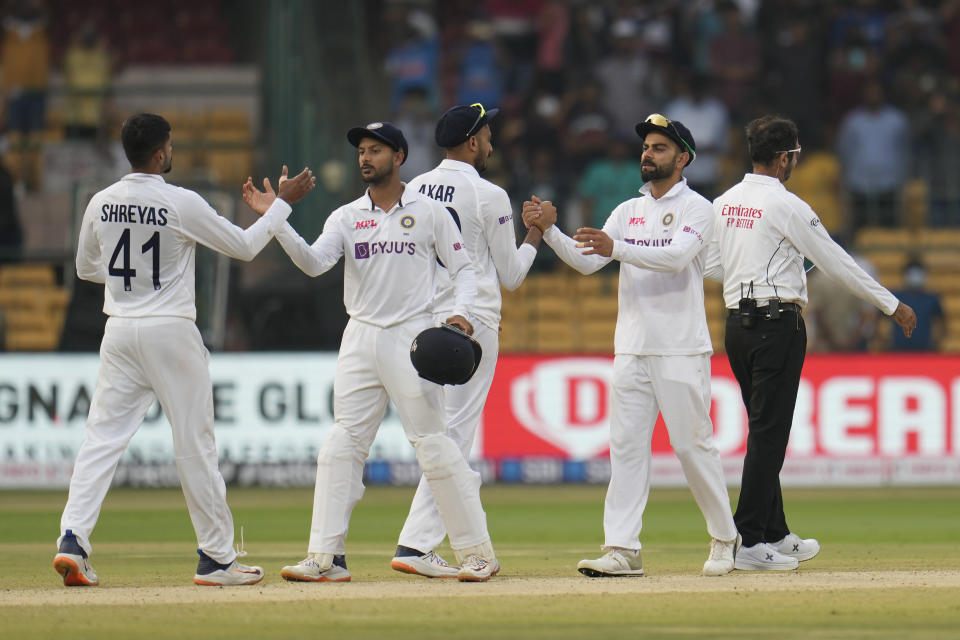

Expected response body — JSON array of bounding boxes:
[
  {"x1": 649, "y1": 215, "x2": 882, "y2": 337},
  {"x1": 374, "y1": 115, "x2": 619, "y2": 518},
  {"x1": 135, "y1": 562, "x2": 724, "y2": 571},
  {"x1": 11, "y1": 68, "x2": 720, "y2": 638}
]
[
  {"x1": 121, "y1": 114, "x2": 171, "y2": 168},
  {"x1": 745, "y1": 115, "x2": 799, "y2": 165}
]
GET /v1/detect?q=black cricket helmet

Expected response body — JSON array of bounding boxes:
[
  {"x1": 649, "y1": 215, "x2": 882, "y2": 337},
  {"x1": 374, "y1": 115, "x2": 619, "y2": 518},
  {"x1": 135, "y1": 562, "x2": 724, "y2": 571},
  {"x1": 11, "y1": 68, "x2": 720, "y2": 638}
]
[{"x1": 410, "y1": 323, "x2": 483, "y2": 385}]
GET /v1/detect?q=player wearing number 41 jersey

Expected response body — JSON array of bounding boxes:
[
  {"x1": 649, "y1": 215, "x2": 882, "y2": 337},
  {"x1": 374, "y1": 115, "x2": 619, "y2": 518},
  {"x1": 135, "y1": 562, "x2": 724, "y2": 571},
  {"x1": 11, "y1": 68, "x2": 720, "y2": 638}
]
[{"x1": 55, "y1": 113, "x2": 315, "y2": 588}]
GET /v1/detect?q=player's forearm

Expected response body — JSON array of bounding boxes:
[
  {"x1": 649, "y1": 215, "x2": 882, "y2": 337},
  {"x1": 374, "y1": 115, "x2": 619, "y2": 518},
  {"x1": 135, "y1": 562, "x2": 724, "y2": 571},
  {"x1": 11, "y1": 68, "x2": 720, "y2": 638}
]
[
  {"x1": 449, "y1": 263, "x2": 477, "y2": 318},
  {"x1": 275, "y1": 224, "x2": 340, "y2": 277},
  {"x1": 232, "y1": 199, "x2": 294, "y2": 261},
  {"x1": 610, "y1": 240, "x2": 700, "y2": 273},
  {"x1": 497, "y1": 243, "x2": 537, "y2": 291},
  {"x1": 543, "y1": 226, "x2": 609, "y2": 275}
]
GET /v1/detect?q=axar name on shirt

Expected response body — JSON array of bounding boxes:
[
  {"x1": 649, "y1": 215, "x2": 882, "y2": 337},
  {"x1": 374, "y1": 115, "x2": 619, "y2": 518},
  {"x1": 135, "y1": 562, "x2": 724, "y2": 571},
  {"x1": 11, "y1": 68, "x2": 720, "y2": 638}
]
[{"x1": 417, "y1": 183, "x2": 456, "y2": 203}]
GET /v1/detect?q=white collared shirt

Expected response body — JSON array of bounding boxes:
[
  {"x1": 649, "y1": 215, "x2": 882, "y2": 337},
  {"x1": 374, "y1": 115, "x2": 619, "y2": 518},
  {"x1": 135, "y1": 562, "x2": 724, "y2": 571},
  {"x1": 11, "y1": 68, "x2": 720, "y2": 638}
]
[
  {"x1": 408, "y1": 158, "x2": 536, "y2": 331},
  {"x1": 77, "y1": 173, "x2": 292, "y2": 320},
  {"x1": 711, "y1": 173, "x2": 898, "y2": 314},
  {"x1": 544, "y1": 178, "x2": 714, "y2": 356},
  {"x1": 275, "y1": 187, "x2": 477, "y2": 328}
]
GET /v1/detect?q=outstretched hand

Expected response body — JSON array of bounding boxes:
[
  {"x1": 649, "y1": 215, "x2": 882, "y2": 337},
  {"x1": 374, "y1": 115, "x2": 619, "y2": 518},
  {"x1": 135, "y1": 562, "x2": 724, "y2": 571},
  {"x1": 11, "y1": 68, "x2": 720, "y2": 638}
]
[
  {"x1": 892, "y1": 301, "x2": 917, "y2": 338},
  {"x1": 242, "y1": 165, "x2": 315, "y2": 215}
]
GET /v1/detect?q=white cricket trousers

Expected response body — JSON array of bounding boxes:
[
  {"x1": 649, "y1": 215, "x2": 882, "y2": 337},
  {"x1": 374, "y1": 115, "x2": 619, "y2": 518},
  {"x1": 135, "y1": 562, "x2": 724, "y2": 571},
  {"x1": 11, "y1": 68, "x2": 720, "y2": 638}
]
[
  {"x1": 397, "y1": 321, "x2": 499, "y2": 553},
  {"x1": 307, "y1": 317, "x2": 491, "y2": 556},
  {"x1": 59, "y1": 317, "x2": 236, "y2": 563},
  {"x1": 603, "y1": 353, "x2": 736, "y2": 549}
]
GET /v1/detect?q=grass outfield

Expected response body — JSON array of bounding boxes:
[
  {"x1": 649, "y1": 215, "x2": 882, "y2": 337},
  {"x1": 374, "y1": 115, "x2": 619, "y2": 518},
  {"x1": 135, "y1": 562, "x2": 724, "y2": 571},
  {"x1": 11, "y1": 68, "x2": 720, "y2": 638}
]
[{"x1": 1, "y1": 485, "x2": 959, "y2": 638}]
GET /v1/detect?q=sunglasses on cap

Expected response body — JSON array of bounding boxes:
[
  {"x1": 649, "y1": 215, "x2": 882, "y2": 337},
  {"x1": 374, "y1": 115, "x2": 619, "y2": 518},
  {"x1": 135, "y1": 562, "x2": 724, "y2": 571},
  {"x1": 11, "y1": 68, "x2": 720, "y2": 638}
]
[
  {"x1": 644, "y1": 113, "x2": 696, "y2": 160},
  {"x1": 466, "y1": 103, "x2": 486, "y2": 140}
]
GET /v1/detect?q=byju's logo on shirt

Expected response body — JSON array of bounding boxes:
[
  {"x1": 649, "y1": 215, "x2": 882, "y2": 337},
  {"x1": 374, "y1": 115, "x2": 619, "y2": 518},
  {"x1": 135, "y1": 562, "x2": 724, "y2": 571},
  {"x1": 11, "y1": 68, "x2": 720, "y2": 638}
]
[
  {"x1": 498, "y1": 215, "x2": 512, "y2": 225},
  {"x1": 354, "y1": 240, "x2": 416, "y2": 260}
]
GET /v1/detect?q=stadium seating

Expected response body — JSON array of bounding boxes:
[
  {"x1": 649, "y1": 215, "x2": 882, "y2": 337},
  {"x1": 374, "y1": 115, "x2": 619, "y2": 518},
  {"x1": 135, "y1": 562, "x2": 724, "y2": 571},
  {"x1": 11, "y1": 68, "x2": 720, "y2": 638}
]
[{"x1": 0, "y1": 264, "x2": 69, "y2": 351}]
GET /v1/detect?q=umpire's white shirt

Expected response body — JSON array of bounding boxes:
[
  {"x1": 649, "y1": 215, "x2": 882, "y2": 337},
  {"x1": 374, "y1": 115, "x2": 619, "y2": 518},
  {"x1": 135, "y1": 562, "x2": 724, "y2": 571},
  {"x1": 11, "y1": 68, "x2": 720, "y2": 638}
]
[
  {"x1": 544, "y1": 178, "x2": 714, "y2": 356},
  {"x1": 77, "y1": 173, "x2": 293, "y2": 319},
  {"x1": 711, "y1": 173, "x2": 898, "y2": 314},
  {"x1": 407, "y1": 159, "x2": 536, "y2": 332},
  {"x1": 274, "y1": 187, "x2": 476, "y2": 327}
]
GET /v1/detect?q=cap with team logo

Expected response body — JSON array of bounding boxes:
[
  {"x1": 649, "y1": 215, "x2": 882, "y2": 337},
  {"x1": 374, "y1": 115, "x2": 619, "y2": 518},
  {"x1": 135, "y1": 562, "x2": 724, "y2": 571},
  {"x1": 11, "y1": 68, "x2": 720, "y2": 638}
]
[
  {"x1": 435, "y1": 103, "x2": 500, "y2": 148},
  {"x1": 347, "y1": 121, "x2": 409, "y2": 165}
]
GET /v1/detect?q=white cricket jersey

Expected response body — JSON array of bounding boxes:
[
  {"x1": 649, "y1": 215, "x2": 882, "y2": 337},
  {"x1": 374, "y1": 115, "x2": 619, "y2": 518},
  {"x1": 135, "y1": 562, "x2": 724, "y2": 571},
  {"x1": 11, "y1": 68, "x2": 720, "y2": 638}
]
[
  {"x1": 76, "y1": 173, "x2": 293, "y2": 320},
  {"x1": 274, "y1": 187, "x2": 477, "y2": 328},
  {"x1": 711, "y1": 173, "x2": 898, "y2": 314},
  {"x1": 544, "y1": 178, "x2": 714, "y2": 356},
  {"x1": 407, "y1": 159, "x2": 536, "y2": 331}
]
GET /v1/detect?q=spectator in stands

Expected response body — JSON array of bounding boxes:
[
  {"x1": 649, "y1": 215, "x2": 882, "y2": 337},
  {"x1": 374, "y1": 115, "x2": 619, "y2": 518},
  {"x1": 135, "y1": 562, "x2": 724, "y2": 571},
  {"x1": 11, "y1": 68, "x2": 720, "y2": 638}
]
[
  {"x1": 384, "y1": 7, "x2": 439, "y2": 111},
  {"x1": 534, "y1": 0, "x2": 569, "y2": 95},
  {"x1": 562, "y1": 79, "x2": 616, "y2": 174},
  {"x1": 1, "y1": 0, "x2": 50, "y2": 192},
  {"x1": 836, "y1": 80, "x2": 910, "y2": 227},
  {"x1": 915, "y1": 90, "x2": 960, "y2": 227},
  {"x1": 664, "y1": 74, "x2": 729, "y2": 200},
  {"x1": 395, "y1": 87, "x2": 438, "y2": 183},
  {"x1": 806, "y1": 242, "x2": 879, "y2": 352},
  {"x1": 707, "y1": 1, "x2": 761, "y2": 119},
  {"x1": 827, "y1": 27, "x2": 881, "y2": 123},
  {"x1": 890, "y1": 258, "x2": 944, "y2": 351},
  {"x1": 63, "y1": 23, "x2": 112, "y2": 142},
  {"x1": 456, "y1": 20, "x2": 504, "y2": 108},
  {"x1": 595, "y1": 18, "x2": 666, "y2": 138},
  {"x1": 564, "y1": 4, "x2": 608, "y2": 87},
  {"x1": 576, "y1": 137, "x2": 641, "y2": 229}
]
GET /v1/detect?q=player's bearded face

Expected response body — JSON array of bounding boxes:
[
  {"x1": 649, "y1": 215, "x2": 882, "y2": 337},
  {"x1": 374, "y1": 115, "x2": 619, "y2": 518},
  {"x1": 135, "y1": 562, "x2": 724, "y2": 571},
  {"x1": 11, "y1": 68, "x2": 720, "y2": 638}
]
[
  {"x1": 640, "y1": 151, "x2": 677, "y2": 181},
  {"x1": 472, "y1": 126, "x2": 493, "y2": 173},
  {"x1": 358, "y1": 141, "x2": 396, "y2": 184},
  {"x1": 161, "y1": 138, "x2": 173, "y2": 174}
]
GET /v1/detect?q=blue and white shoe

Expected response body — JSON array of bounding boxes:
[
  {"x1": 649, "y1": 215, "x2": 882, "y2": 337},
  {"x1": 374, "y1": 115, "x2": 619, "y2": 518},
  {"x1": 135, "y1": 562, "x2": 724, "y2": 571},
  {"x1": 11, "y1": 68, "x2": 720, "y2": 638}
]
[
  {"x1": 194, "y1": 550, "x2": 264, "y2": 586},
  {"x1": 53, "y1": 529, "x2": 99, "y2": 587},
  {"x1": 771, "y1": 533, "x2": 821, "y2": 562}
]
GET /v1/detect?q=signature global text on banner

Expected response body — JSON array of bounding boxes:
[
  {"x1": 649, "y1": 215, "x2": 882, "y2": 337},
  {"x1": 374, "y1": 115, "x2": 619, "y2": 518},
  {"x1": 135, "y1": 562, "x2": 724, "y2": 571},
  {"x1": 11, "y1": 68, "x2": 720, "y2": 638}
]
[{"x1": 1, "y1": 353, "x2": 958, "y2": 487}]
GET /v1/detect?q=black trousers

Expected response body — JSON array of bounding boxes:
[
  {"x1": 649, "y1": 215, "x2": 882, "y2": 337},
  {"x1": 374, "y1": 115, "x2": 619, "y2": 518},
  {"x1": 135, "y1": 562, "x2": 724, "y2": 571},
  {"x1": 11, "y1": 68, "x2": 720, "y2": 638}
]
[{"x1": 724, "y1": 310, "x2": 807, "y2": 547}]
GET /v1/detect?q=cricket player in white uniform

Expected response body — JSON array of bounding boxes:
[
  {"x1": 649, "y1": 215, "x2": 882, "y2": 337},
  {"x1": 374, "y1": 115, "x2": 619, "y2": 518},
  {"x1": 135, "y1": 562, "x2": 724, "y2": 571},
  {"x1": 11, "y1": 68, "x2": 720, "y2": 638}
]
[
  {"x1": 390, "y1": 103, "x2": 543, "y2": 578},
  {"x1": 524, "y1": 114, "x2": 739, "y2": 577},
  {"x1": 54, "y1": 113, "x2": 316, "y2": 587},
  {"x1": 711, "y1": 115, "x2": 916, "y2": 570},
  {"x1": 242, "y1": 122, "x2": 499, "y2": 582}
]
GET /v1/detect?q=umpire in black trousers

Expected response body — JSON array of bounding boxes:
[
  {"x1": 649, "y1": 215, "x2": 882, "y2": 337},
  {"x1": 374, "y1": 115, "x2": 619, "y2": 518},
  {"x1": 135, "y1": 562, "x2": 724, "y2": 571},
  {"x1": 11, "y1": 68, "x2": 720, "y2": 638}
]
[{"x1": 710, "y1": 115, "x2": 916, "y2": 570}]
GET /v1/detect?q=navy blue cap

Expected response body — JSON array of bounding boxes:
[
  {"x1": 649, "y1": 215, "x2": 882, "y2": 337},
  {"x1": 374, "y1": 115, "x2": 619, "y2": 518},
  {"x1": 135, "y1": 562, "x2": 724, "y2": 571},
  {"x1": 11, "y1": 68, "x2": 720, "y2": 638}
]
[
  {"x1": 635, "y1": 115, "x2": 697, "y2": 167},
  {"x1": 347, "y1": 122, "x2": 409, "y2": 165},
  {"x1": 435, "y1": 104, "x2": 500, "y2": 148}
]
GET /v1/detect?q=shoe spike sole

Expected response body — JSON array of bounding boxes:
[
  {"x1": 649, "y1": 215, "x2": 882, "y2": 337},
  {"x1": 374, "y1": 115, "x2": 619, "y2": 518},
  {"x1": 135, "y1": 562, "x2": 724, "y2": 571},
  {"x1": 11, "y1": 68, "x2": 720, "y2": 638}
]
[{"x1": 53, "y1": 557, "x2": 97, "y2": 587}]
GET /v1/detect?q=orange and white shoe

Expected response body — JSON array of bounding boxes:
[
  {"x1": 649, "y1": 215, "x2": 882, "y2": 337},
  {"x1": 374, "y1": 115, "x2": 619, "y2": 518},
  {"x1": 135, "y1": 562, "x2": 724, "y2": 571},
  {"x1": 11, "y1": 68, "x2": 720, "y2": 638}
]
[
  {"x1": 391, "y1": 547, "x2": 459, "y2": 578},
  {"x1": 53, "y1": 530, "x2": 99, "y2": 587},
  {"x1": 194, "y1": 550, "x2": 264, "y2": 586},
  {"x1": 280, "y1": 553, "x2": 351, "y2": 582}
]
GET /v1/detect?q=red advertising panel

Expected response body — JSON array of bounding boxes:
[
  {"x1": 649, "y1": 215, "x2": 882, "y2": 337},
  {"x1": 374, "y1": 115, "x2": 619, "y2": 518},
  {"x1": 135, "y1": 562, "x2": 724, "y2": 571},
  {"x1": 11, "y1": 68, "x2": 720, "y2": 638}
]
[{"x1": 482, "y1": 354, "x2": 960, "y2": 461}]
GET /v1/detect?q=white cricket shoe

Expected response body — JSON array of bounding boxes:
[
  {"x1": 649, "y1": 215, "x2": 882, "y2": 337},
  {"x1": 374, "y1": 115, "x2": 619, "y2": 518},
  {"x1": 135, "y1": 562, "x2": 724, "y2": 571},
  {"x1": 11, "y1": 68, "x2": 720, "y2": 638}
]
[
  {"x1": 734, "y1": 542, "x2": 799, "y2": 571},
  {"x1": 457, "y1": 555, "x2": 498, "y2": 582},
  {"x1": 54, "y1": 530, "x2": 98, "y2": 587},
  {"x1": 771, "y1": 533, "x2": 820, "y2": 562},
  {"x1": 53, "y1": 553, "x2": 99, "y2": 587},
  {"x1": 577, "y1": 548, "x2": 644, "y2": 577},
  {"x1": 702, "y1": 534, "x2": 740, "y2": 576},
  {"x1": 391, "y1": 549, "x2": 459, "y2": 578},
  {"x1": 194, "y1": 559, "x2": 264, "y2": 586},
  {"x1": 280, "y1": 553, "x2": 351, "y2": 582}
]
